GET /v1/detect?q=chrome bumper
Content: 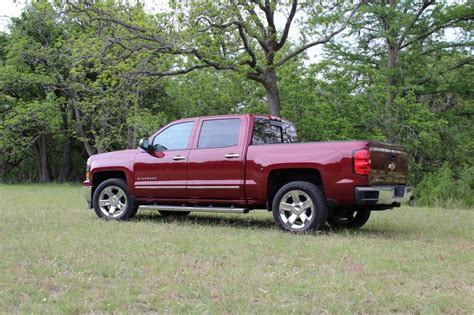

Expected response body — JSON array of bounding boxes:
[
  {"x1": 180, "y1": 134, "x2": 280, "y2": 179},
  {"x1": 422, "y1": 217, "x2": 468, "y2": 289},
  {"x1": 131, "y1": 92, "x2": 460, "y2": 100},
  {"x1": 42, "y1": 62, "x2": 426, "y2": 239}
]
[
  {"x1": 355, "y1": 186, "x2": 413, "y2": 206},
  {"x1": 83, "y1": 185, "x2": 92, "y2": 208}
]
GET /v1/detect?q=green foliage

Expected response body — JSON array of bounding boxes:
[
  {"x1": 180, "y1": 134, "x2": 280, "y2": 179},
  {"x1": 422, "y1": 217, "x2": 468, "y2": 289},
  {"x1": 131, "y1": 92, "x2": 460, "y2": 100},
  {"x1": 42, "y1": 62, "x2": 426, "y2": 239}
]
[
  {"x1": 415, "y1": 164, "x2": 474, "y2": 209},
  {"x1": 0, "y1": 0, "x2": 472, "y2": 208}
]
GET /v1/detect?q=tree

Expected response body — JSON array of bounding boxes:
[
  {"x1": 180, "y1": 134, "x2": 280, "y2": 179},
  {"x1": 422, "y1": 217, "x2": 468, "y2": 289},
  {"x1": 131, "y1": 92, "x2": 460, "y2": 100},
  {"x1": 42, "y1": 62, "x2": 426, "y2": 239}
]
[
  {"x1": 332, "y1": 0, "x2": 473, "y2": 107},
  {"x1": 319, "y1": 0, "x2": 473, "y2": 183},
  {"x1": 0, "y1": 2, "x2": 65, "y2": 181},
  {"x1": 0, "y1": 1, "x2": 171, "y2": 180},
  {"x1": 69, "y1": 0, "x2": 364, "y2": 116}
]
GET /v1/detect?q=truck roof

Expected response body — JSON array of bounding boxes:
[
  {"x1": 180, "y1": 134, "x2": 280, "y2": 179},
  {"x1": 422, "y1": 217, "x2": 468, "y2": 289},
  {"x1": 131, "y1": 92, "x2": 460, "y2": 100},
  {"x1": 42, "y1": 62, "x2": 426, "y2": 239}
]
[{"x1": 174, "y1": 113, "x2": 287, "y2": 123}]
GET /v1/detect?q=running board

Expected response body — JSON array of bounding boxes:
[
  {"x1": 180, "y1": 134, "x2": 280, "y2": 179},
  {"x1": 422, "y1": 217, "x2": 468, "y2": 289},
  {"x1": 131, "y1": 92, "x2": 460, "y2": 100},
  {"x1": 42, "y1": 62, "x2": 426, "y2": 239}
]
[{"x1": 139, "y1": 205, "x2": 248, "y2": 214}]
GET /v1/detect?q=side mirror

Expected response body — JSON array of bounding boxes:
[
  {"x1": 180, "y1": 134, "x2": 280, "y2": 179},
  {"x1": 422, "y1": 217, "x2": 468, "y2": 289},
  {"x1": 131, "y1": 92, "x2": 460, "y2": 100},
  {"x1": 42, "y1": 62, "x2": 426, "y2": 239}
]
[{"x1": 139, "y1": 138, "x2": 153, "y2": 152}]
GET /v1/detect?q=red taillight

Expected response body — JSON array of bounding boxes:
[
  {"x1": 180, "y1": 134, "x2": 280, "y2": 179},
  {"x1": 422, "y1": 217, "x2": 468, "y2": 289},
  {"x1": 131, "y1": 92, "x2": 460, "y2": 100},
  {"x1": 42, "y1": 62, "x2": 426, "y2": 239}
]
[{"x1": 353, "y1": 149, "x2": 371, "y2": 175}]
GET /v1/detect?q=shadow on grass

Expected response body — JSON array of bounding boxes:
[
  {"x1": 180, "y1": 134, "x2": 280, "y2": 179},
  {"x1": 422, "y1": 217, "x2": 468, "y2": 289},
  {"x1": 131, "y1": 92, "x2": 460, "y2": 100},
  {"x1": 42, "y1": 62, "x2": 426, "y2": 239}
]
[
  {"x1": 134, "y1": 212, "x2": 277, "y2": 229},
  {"x1": 133, "y1": 211, "x2": 411, "y2": 238}
]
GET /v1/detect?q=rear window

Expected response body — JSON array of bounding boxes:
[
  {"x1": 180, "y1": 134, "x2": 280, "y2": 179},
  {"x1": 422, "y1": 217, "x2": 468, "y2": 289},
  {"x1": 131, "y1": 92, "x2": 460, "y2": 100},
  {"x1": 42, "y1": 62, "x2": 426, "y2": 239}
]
[
  {"x1": 252, "y1": 117, "x2": 298, "y2": 145},
  {"x1": 198, "y1": 118, "x2": 241, "y2": 149}
]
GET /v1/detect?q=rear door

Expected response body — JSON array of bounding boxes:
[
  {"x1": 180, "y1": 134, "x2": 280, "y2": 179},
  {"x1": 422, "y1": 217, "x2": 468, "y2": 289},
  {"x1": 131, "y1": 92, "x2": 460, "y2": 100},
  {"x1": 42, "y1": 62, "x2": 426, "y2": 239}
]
[
  {"x1": 186, "y1": 117, "x2": 246, "y2": 200},
  {"x1": 369, "y1": 142, "x2": 409, "y2": 185}
]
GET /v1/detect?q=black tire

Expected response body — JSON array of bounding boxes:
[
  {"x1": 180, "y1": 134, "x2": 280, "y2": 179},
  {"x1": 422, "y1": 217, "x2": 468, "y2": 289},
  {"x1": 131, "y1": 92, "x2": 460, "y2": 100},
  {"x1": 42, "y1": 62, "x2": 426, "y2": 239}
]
[
  {"x1": 159, "y1": 211, "x2": 190, "y2": 218},
  {"x1": 93, "y1": 178, "x2": 137, "y2": 221},
  {"x1": 327, "y1": 209, "x2": 371, "y2": 229},
  {"x1": 128, "y1": 203, "x2": 139, "y2": 219},
  {"x1": 272, "y1": 181, "x2": 328, "y2": 233}
]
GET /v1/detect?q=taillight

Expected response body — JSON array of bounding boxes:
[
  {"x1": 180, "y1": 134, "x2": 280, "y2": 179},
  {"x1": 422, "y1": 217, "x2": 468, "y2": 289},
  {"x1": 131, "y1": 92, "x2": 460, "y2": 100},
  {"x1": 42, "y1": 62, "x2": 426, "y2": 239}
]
[{"x1": 353, "y1": 149, "x2": 371, "y2": 175}]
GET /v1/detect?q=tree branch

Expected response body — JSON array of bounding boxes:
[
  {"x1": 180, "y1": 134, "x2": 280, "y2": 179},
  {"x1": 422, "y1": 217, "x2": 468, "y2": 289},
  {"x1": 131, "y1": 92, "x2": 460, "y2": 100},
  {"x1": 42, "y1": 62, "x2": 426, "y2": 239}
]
[
  {"x1": 400, "y1": 16, "x2": 472, "y2": 50},
  {"x1": 277, "y1": 0, "x2": 298, "y2": 50},
  {"x1": 397, "y1": 0, "x2": 434, "y2": 48},
  {"x1": 276, "y1": 1, "x2": 363, "y2": 67},
  {"x1": 401, "y1": 58, "x2": 473, "y2": 96},
  {"x1": 236, "y1": 23, "x2": 260, "y2": 71},
  {"x1": 231, "y1": 0, "x2": 269, "y2": 52},
  {"x1": 134, "y1": 64, "x2": 212, "y2": 77}
]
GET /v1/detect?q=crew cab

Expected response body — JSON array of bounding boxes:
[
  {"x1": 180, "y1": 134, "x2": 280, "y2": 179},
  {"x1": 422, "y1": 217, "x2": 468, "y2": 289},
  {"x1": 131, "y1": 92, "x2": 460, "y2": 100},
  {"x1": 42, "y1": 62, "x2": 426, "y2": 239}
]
[{"x1": 83, "y1": 114, "x2": 412, "y2": 232}]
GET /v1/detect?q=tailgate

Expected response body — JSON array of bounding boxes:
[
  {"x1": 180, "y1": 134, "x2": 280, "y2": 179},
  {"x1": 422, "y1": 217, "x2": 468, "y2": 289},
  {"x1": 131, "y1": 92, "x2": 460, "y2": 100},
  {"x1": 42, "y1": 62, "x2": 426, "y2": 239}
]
[{"x1": 369, "y1": 142, "x2": 408, "y2": 185}]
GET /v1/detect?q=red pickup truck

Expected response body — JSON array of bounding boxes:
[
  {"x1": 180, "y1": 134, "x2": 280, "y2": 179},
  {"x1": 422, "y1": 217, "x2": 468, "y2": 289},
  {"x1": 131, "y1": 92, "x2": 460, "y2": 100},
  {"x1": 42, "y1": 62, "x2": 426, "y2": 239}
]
[{"x1": 83, "y1": 114, "x2": 412, "y2": 232}]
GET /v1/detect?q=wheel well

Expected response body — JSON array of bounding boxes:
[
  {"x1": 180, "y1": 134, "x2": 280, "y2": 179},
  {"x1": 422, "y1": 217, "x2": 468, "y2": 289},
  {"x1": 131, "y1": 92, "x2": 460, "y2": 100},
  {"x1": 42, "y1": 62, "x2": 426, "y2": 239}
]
[
  {"x1": 267, "y1": 168, "x2": 323, "y2": 209},
  {"x1": 92, "y1": 171, "x2": 127, "y2": 194}
]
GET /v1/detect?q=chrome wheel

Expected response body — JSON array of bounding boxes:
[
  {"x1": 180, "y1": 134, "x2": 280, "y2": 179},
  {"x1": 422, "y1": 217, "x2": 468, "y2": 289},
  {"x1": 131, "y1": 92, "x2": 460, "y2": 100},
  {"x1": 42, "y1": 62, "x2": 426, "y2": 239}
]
[
  {"x1": 98, "y1": 185, "x2": 128, "y2": 218},
  {"x1": 279, "y1": 189, "x2": 314, "y2": 230}
]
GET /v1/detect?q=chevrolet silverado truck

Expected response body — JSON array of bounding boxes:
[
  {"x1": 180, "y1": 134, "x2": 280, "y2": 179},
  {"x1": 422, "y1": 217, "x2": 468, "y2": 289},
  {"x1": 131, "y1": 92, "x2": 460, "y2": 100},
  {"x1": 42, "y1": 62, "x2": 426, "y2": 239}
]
[{"x1": 83, "y1": 114, "x2": 413, "y2": 232}]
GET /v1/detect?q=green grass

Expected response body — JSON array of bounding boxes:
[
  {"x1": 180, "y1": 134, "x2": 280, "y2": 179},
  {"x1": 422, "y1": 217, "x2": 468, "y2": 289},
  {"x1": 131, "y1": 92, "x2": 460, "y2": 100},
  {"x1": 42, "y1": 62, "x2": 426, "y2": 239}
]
[{"x1": 0, "y1": 184, "x2": 473, "y2": 313}]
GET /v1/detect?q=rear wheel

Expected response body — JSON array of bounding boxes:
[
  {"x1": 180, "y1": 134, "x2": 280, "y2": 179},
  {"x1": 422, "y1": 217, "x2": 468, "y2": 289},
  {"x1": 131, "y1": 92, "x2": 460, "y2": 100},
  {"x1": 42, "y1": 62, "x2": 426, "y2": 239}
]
[
  {"x1": 327, "y1": 209, "x2": 371, "y2": 229},
  {"x1": 272, "y1": 181, "x2": 328, "y2": 233},
  {"x1": 93, "y1": 178, "x2": 137, "y2": 220}
]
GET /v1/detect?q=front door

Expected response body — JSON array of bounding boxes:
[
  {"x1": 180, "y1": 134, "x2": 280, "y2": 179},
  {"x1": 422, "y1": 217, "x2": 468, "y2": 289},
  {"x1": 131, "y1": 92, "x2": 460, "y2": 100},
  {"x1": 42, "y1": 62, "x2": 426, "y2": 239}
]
[
  {"x1": 187, "y1": 117, "x2": 245, "y2": 200},
  {"x1": 133, "y1": 120, "x2": 195, "y2": 199}
]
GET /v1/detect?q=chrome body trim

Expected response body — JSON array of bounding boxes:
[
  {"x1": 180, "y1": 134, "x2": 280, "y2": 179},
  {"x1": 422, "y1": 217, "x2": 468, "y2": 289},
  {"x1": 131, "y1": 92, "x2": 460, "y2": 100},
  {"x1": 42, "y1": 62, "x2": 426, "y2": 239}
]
[
  {"x1": 135, "y1": 185, "x2": 186, "y2": 189},
  {"x1": 172, "y1": 155, "x2": 186, "y2": 161},
  {"x1": 224, "y1": 153, "x2": 240, "y2": 159},
  {"x1": 83, "y1": 185, "x2": 92, "y2": 208},
  {"x1": 188, "y1": 186, "x2": 239, "y2": 189},
  {"x1": 140, "y1": 205, "x2": 247, "y2": 213},
  {"x1": 370, "y1": 147, "x2": 406, "y2": 154},
  {"x1": 134, "y1": 185, "x2": 239, "y2": 189},
  {"x1": 355, "y1": 185, "x2": 413, "y2": 205}
]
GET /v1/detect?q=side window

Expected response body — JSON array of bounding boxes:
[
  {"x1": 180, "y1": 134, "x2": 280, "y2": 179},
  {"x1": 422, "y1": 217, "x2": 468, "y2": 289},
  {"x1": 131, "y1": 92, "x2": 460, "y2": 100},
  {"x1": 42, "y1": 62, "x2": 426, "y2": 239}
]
[
  {"x1": 153, "y1": 121, "x2": 194, "y2": 150},
  {"x1": 252, "y1": 119, "x2": 283, "y2": 144},
  {"x1": 198, "y1": 119, "x2": 241, "y2": 149},
  {"x1": 252, "y1": 117, "x2": 298, "y2": 145}
]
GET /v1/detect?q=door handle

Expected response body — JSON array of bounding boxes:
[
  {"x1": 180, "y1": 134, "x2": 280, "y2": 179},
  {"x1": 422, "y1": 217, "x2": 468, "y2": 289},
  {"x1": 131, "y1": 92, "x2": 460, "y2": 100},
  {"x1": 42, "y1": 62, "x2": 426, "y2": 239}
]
[
  {"x1": 172, "y1": 155, "x2": 186, "y2": 161},
  {"x1": 224, "y1": 153, "x2": 240, "y2": 159}
]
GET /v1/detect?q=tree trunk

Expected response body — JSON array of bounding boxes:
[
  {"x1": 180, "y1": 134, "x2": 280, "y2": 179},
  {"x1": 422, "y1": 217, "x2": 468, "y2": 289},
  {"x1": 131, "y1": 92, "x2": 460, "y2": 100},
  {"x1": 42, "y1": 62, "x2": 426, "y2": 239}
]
[
  {"x1": 35, "y1": 134, "x2": 52, "y2": 182},
  {"x1": 59, "y1": 104, "x2": 72, "y2": 182},
  {"x1": 386, "y1": 41, "x2": 398, "y2": 107},
  {"x1": 74, "y1": 107, "x2": 96, "y2": 156},
  {"x1": 386, "y1": 0, "x2": 398, "y2": 107},
  {"x1": 263, "y1": 67, "x2": 281, "y2": 116}
]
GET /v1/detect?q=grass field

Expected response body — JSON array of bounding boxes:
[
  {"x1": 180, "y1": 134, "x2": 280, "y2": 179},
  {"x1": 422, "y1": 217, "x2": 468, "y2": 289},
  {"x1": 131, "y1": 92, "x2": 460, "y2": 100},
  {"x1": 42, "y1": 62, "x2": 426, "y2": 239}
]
[{"x1": 0, "y1": 184, "x2": 473, "y2": 313}]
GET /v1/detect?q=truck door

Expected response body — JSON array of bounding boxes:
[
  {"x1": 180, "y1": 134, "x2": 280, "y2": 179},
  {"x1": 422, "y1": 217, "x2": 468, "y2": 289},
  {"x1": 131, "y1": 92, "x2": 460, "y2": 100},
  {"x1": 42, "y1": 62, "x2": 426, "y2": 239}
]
[
  {"x1": 187, "y1": 117, "x2": 246, "y2": 200},
  {"x1": 133, "y1": 120, "x2": 196, "y2": 199}
]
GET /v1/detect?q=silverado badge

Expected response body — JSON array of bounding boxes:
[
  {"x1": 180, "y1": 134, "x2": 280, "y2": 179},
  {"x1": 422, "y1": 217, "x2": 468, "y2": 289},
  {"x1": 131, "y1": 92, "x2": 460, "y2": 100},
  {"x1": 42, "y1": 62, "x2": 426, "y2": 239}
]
[{"x1": 388, "y1": 162, "x2": 396, "y2": 171}]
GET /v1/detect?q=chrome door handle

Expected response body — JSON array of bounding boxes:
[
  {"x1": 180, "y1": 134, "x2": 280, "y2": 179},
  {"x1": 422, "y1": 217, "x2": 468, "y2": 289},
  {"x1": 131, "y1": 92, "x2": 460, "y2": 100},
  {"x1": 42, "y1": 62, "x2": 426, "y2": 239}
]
[
  {"x1": 172, "y1": 155, "x2": 186, "y2": 161},
  {"x1": 224, "y1": 153, "x2": 240, "y2": 159}
]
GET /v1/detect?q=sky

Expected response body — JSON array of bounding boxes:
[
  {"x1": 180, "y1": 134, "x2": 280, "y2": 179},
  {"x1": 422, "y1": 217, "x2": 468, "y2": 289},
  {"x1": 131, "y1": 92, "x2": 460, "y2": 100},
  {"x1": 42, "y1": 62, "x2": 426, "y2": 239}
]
[
  {"x1": 0, "y1": 0, "x2": 461, "y2": 62},
  {"x1": 0, "y1": 0, "x2": 172, "y2": 32},
  {"x1": 0, "y1": 0, "x2": 324, "y2": 61},
  {"x1": 0, "y1": 0, "x2": 25, "y2": 31}
]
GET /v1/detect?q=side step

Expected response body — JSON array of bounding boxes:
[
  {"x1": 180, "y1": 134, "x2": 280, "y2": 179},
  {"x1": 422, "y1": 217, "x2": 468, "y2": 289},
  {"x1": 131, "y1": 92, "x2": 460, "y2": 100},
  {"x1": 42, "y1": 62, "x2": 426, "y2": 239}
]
[{"x1": 139, "y1": 205, "x2": 249, "y2": 214}]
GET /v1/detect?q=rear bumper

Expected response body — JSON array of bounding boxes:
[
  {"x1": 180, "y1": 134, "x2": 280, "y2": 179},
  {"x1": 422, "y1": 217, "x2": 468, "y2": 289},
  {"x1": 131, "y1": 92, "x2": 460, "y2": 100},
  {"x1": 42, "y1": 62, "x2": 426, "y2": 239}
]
[
  {"x1": 355, "y1": 185, "x2": 413, "y2": 206},
  {"x1": 83, "y1": 185, "x2": 92, "y2": 208}
]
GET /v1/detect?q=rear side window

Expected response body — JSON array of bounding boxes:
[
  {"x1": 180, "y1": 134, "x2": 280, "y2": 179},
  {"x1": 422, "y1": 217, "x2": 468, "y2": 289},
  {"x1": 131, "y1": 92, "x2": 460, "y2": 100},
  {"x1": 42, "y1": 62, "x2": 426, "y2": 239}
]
[
  {"x1": 252, "y1": 117, "x2": 298, "y2": 145},
  {"x1": 198, "y1": 119, "x2": 241, "y2": 149}
]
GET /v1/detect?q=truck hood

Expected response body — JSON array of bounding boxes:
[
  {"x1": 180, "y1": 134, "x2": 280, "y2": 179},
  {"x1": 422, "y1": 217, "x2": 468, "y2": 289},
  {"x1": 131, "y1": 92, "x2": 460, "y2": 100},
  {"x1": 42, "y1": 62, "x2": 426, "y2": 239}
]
[{"x1": 89, "y1": 149, "x2": 138, "y2": 169}]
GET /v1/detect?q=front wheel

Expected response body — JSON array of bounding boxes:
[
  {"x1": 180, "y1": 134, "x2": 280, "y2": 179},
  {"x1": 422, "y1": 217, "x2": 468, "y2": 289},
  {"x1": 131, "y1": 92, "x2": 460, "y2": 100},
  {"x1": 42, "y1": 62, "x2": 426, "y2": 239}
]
[
  {"x1": 93, "y1": 178, "x2": 137, "y2": 220},
  {"x1": 272, "y1": 181, "x2": 328, "y2": 233},
  {"x1": 327, "y1": 209, "x2": 371, "y2": 229}
]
